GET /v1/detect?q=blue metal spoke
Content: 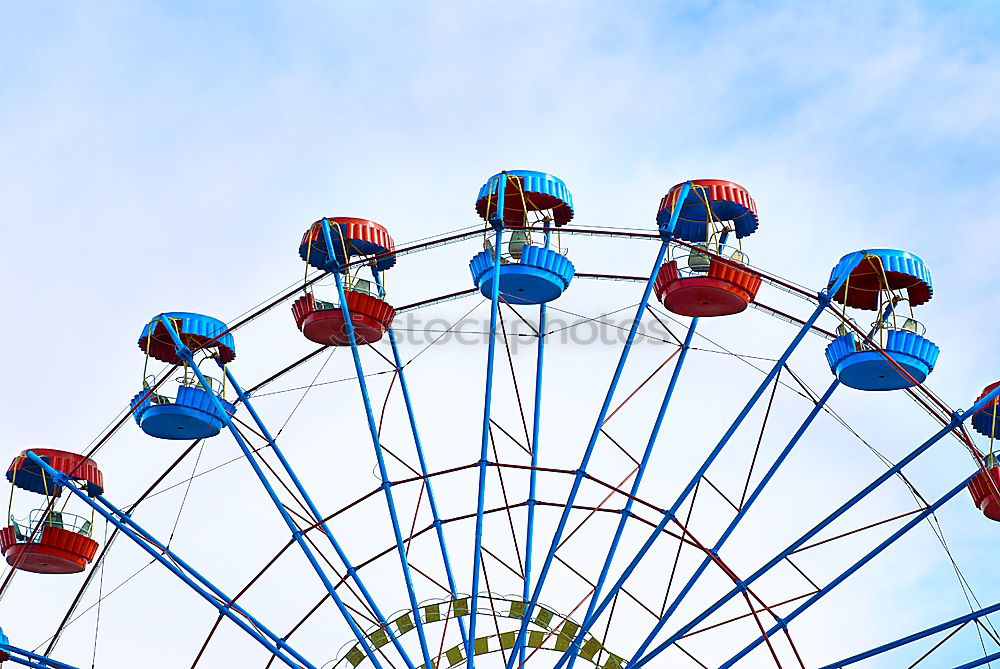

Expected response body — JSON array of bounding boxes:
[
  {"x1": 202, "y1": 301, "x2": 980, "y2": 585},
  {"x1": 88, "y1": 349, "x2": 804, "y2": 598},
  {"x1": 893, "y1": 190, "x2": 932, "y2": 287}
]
[
  {"x1": 3, "y1": 656, "x2": 73, "y2": 669},
  {"x1": 624, "y1": 377, "x2": 841, "y2": 664},
  {"x1": 549, "y1": 256, "x2": 863, "y2": 668},
  {"x1": 325, "y1": 253, "x2": 434, "y2": 669},
  {"x1": 623, "y1": 298, "x2": 894, "y2": 660},
  {"x1": 953, "y1": 650, "x2": 1000, "y2": 669},
  {"x1": 157, "y1": 316, "x2": 397, "y2": 669},
  {"x1": 552, "y1": 297, "x2": 839, "y2": 669},
  {"x1": 561, "y1": 317, "x2": 699, "y2": 669},
  {"x1": 379, "y1": 271, "x2": 471, "y2": 652},
  {"x1": 23, "y1": 451, "x2": 318, "y2": 669},
  {"x1": 223, "y1": 365, "x2": 424, "y2": 668},
  {"x1": 823, "y1": 599, "x2": 1000, "y2": 667},
  {"x1": 718, "y1": 473, "x2": 975, "y2": 668},
  {"x1": 632, "y1": 382, "x2": 1000, "y2": 667},
  {"x1": 520, "y1": 219, "x2": 555, "y2": 667},
  {"x1": 470, "y1": 171, "x2": 507, "y2": 666},
  {"x1": 629, "y1": 305, "x2": 898, "y2": 661},
  {"x1": 506, "y1": 181, "x2": 693, "y2": 668},
  {"x1": 0, "y1": 645, "x2": 80, "y2": 669},
  {"x1": 521, "y1": 304, "x2": 548, "y2": 667}
]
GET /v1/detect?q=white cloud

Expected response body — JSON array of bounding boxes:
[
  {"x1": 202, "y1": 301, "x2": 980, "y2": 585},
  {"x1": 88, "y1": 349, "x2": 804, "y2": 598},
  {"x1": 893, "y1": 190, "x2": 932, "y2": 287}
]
[{"x1": 0, "y1": 1, "x2": 998, "y2": 667}]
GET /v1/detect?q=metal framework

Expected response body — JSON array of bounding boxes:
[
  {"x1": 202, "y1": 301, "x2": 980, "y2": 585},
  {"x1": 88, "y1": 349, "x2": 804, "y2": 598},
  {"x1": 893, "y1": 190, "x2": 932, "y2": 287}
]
[{"x1": 1, "y1": 205, "x2": 998, "y2": 669}]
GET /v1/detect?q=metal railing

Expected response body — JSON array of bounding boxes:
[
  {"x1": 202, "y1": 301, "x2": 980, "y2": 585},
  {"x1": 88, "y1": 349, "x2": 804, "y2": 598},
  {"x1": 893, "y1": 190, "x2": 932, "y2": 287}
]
[
  {"x1": 176, "y1": 373, "x2": 225, "y2": 394},
  {"x1": 483, "y1": 236, "x2": 570, "y2": 264},
  {"x1": 876, "y1": 316, "x2": 927, "y2": 337},
  {"x1": 9, "y1": 509, "x2": 93, "y2": 542},
  {"x1": 345, "y1": 276, "x2": 381, "y2": 298},
  {"x1": 836, "y1": 316, "x2": 928, "y2": 350},
  {"x1": 142, "y1": 373, "x2": 225, "y2": 401},
  {"x1": 669, "y1": 243, "x2": 750, "y2": 277},
  {"x1": 311, "y1": 276, "x2": 383, "y2": 310}
]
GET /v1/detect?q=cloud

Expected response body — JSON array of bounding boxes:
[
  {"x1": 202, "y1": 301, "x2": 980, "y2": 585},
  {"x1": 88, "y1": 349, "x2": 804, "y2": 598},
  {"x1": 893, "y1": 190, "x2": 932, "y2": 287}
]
[{"x1": 1, "y1": 1, "x2": 998, "y2": 667}]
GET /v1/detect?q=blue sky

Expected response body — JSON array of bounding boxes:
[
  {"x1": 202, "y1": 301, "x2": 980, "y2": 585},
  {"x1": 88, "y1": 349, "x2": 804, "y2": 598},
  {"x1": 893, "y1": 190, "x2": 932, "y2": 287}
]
[{"x1": 1, "y1": 1, "x2": 1000, "y2": 667}]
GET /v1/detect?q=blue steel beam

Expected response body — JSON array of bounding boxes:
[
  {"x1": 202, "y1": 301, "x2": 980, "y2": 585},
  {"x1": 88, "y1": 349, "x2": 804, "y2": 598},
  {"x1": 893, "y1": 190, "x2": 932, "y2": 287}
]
[
  {"x1": 624, "y1": 303, "x2": 897, "y2": 662},
  {"x1": 823, "y1": 599, "x2": 1000, "y2": 667},
  {"x1": 719, "y1": 473, "x2": 976, "y2": 667},
  {"x1": 22, "y1": 451, "x2": 317, "y2": 669},
  {"x1": 562, "y1": 318, "x2": 699, "y2": 669},
  {"x1": 550, "y1": 262, "x2": 861, "y2": 669},
  {"x1": 3, "y1": 656, "x2": 68, "y2": 669},
  {"x1": 632, "y1": 381, "x2": 1000, "y2": 667},
  {"x1": 378, "y1": 270, "x2": 472, "y2": 652},
  {"x1": 953, "y1": 650, "x2": 1000, "y2": 669},
  {"x1": 156, "y1": 317, "x2": 399, "y2": 669},
  {"x1": 320, "y1": 217, "x2": 434, "y2": 668},
  {"x1": 506, "y1": 181, "x2": 695, "y2": 668},
  {"x1": 0, "y1": 645, "x2": 79, "y2": 669},
  {"x1": 223, "y1": 363, "x2": 430, "y2": 667},
  {"x1": 470, "y1": 172, "x2": 508, "y2": 667},
  {"x1": 521, "y1": 221, "x2": 552, "y2": 667},
  {"x1": 622, "y1": 378, "x2": 840, "y2": 665}
]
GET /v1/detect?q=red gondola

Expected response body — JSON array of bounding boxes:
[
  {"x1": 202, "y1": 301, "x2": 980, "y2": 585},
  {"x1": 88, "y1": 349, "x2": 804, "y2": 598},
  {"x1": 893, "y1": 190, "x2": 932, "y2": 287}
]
[
  {"x1": 969, "y1": 455, "x2": 1000, "y2": 521},
  {"x1": 2, "y1": 449, "x2": 102, "y2": 574},
  {"x1": 654, "y1": 180, "x2": 762, "y2": 317},
  {"x1": 294, "y1": 218, "x2": 397, "y2": 347},
  {"x1": 654, "y1": 250, "x2": 762, "y2": 317},
  {"x1": 292, "y1": 288, "x2": 396, "y2": 346},
  {"x1": 972, "y1": 381, "x2": 1000, "y2": 438}
]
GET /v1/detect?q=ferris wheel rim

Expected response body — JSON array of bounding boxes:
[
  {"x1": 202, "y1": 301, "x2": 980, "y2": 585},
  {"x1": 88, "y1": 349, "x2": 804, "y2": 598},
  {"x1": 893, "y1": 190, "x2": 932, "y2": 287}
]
[{"x1": 8, "y1": 199, "x2": 997, "y2": 669}]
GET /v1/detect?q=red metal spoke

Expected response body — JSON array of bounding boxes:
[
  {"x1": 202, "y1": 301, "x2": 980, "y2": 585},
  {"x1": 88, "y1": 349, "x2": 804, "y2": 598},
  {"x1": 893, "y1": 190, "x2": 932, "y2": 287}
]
[
  {"x1": 480, "y1": 561, "x2": 511, "y2": 666},
  {"x1": 739, "y1": 367, "x2": 782, "y2": 509},
  {"x1": 906, "y1": 621, "x2": 967, "y2": 668},
  {"x1": 790, "y1": 507, "x2": 927, "y2": 554},
  {"x1": 660, "y1": 480, "x2": 702, "y2": 617},
  {"x1": 680, "y1": 592, "x2": 817, "y2": 639},
  {"x1": 740, "y1": 589, "x2": 784, "y2": 668},
  {"x1": 489, "y1": 428, "x2": 526, "y2": 577}
]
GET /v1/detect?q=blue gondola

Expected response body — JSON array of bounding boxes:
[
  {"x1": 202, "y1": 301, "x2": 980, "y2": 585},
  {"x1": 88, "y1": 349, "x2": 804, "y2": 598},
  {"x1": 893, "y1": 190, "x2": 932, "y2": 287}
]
[
  {"x1": 824, "y1": 249, "x2": 939, "y2": 391},
  {"x1": 470, "y1": 171, "x2": 576, "y2": 305},
  {"x1": 131, "y1": 383, "x2": 235, "y2": 439},
  {"x1": 132, "y1": 312, "x2": 236, "y2": 440},
  {"x1": 474, "y1": 169, "x2": 574, "y2": 228},
  {"x1": 470, "y1": 238, "x2": 575, "y2": 305}
]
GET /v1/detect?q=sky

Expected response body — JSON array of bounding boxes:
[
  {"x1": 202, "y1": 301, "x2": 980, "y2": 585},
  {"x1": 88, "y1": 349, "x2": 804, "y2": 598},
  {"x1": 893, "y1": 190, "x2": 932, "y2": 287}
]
[{"x1": 1, "y1": 1, "x2": 1000, "y2": 667}]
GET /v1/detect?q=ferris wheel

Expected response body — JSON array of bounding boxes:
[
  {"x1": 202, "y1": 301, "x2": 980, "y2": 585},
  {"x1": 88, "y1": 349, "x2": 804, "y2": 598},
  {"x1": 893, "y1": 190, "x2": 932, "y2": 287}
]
[{"x1": 1, "y1": 172, "x2": 999, "y2": 668}]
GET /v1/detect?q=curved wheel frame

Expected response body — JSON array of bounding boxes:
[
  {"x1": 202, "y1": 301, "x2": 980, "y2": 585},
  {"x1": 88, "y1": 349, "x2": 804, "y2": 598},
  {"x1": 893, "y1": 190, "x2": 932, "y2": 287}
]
[{"x1": 3, "y1": 210, "x2": 998, "y2": 669}]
